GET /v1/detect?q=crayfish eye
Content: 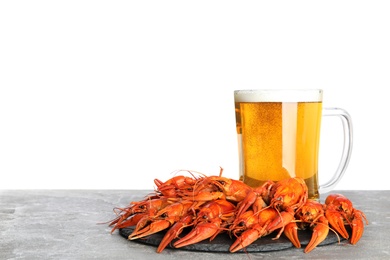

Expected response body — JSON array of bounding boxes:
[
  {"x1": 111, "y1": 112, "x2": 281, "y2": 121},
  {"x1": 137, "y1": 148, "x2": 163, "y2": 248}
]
[
  {"x1": 217, "y1": 180, "x2": 225, "y2": 186},
  {"x1": 139, "y1": 205, "x2": 146, "y2": 209},
  {"x1": 239, "y1": 221, "x2": 245, "y2": 227},
  {"x1": 161, "y1": 213, "x2": 168, "y2": 218}
]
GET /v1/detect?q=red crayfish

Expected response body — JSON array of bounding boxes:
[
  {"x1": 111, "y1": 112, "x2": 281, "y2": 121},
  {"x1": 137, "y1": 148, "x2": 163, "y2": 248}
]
[{"x1": 107, "y1": 169, "x2": 368, "y2": 254}]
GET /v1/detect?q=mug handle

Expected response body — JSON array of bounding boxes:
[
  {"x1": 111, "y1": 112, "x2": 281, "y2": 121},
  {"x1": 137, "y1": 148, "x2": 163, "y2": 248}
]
[{"x1": 319, "y1": 107, "x2": 353, "y2": 194}]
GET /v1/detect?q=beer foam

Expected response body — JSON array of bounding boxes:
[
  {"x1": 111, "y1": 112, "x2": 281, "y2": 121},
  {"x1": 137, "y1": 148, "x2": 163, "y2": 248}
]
[{"x1": 234, "y1": 89, "x2": 323, "y2": 102}]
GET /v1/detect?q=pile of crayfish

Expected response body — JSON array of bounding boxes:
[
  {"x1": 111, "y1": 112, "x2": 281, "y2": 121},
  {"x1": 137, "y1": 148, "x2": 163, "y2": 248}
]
[{"x1": 107, "y1": 169, "x2": 368, "y2": 254}]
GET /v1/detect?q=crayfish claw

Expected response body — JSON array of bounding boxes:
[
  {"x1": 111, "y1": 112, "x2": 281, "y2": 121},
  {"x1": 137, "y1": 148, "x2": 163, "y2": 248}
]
[
  {"x1": 128, "y1": 219, "x2": 171, "y2": 240},
  {"x1": 173, "y1": 222, "x2": 220, "y2": 248},
  {"x1": 267, "y1": 209, "x2": 295, "y2": 236},
  {"x1": 157, "y1": 214, "x2": 194, "y2": 253},
  {"x1": 304, "y1": 216, "x2": 329, "y2": 253},
  {"x1": 350, "y1": 210, "x2": 368, "y2": 245},
  {"x1": 229, "y1": 224, "x2": 266, "y2": 253},
  {"x1": 325, "y1": 211, "x2": 350, "y2": 240},
  {"x1": 283, "y1": 222, "x2": 301, "y2": 249}
]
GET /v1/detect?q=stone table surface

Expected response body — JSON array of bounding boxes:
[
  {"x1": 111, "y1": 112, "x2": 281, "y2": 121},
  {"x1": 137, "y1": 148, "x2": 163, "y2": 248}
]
[{"x1": 1, "y1": 189, "x2": 389, "y2": 260}]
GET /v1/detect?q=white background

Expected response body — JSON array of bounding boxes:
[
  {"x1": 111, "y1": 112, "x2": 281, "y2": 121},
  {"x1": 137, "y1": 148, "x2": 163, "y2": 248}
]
[{"x1": 1, "y1": 1, "x2": 389, "y2": 190}]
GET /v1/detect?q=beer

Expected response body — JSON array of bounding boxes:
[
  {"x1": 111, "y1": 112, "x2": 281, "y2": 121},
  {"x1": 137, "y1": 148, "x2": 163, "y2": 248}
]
[{"x1": 234, "y1": 89, "x2": 323, "y2": 199}]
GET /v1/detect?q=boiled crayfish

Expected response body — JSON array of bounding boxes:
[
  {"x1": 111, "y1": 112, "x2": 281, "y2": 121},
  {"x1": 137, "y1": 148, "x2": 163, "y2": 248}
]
[{"x1": 107, "y1": 169, "x2": 367, "y2": 254}]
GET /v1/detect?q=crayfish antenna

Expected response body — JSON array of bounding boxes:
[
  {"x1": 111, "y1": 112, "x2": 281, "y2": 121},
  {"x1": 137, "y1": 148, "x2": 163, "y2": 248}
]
[{"x1": 328, "y1": 225, "x2": 342, "y2": 244}]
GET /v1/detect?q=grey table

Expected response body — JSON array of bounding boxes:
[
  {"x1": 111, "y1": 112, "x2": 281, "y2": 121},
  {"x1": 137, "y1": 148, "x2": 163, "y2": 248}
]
[{"x1": 1, "y1": 190, "x2": 388, "y2": 260}]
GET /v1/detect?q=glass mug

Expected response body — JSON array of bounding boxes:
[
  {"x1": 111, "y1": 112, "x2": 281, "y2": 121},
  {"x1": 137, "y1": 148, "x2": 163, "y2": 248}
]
[{"x1": 234, "y1": 89, "x2": 352, "y2": 200}]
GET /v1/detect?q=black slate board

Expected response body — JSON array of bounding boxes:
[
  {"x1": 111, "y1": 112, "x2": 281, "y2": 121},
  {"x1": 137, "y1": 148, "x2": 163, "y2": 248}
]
[{"x1": 120, "y1": 226, "x2": 343, "y2": 253}]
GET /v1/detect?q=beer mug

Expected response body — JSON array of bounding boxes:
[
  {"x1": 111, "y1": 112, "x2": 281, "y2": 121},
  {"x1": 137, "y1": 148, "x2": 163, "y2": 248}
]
[{"x1": 234, "y1": 89, "x2": 352, "y2": 200}]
